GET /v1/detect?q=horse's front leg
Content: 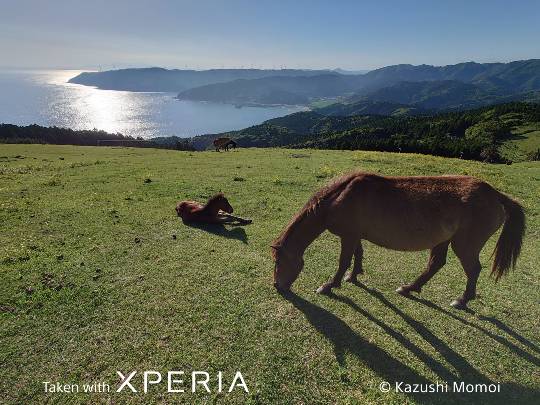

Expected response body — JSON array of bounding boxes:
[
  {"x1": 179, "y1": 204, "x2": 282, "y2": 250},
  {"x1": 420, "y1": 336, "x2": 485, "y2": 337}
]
[
  {"x1": 317, "y1": 236, "x2": 356, "y2": 295},
  {"x1": 345, "y1": 242, "x2": 364, "y2": 283}
]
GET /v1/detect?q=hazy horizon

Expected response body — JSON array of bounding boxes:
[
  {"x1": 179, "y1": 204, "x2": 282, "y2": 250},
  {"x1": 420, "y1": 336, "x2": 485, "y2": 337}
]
[
  {"x1": 2, "y1": 0, "x2": 539, "y2": 71},
  {"x1": 2, "y1": 58, "x2": 540, "y2": 73}
]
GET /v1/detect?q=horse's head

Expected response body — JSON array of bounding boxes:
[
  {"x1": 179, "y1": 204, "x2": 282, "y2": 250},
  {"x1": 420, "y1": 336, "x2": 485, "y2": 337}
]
[
  {"x1": 210, "y1": 193, "x2": 233, "y2": 214},
  {"x1": 175, "y1": 202, "x2": 184, "y2": 216},
  {"x1": 271, "y1": 243, "x2": 304, "y2": 291}
]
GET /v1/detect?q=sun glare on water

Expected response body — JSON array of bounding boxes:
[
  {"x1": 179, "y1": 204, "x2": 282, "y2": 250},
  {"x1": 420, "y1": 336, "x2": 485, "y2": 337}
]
[{"x1": 35, "y1": 70, "x2": 158, "y2": 137}]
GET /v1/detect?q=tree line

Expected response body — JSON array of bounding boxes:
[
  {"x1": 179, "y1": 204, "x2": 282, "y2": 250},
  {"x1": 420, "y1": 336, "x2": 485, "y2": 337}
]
[{"x1": 0, "y1": 124, "x2": 195, "y2": 151}]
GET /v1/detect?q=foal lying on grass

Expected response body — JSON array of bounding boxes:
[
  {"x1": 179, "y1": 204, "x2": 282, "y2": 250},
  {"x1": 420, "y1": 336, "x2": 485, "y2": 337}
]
[
  {"x1": 272, "y1": 172, "x2": 525, "y2": 309},
  {"x1": 176, "y1": 193, "x2": 252, "y2": 225}
]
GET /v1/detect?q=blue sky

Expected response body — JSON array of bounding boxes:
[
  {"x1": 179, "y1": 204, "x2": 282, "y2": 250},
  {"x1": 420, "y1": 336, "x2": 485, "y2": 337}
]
[{"x1": 1, "y1": 0, "x2": 539, "y2": 70}]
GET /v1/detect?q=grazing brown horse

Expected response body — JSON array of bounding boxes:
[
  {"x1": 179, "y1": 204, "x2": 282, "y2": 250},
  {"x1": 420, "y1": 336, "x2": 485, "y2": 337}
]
[
  {"x1": 176, "y1": 193, "x2": 251, "y2": 224},
  {"x1": 272, "y1": 172, "x2": 525, "y2": 309},
  {"x1": 213, "y1": 137, "x2": 237, "y2": 151},
  {"x1": 225, "y1": 140, "x2": 237, "y2": 150}
]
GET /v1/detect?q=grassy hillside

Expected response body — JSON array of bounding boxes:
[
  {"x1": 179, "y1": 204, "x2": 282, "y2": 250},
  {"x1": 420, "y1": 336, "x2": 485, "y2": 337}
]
[
  {"x1": 1, "y1": 145, "x2": 539, "y2": 404},
  {"x1": 500, "y1": 122, "x2": 540, "y2": 161}
]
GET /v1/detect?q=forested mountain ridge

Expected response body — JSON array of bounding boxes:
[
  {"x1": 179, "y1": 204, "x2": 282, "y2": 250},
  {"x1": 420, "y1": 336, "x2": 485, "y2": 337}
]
[
  {"x1": 323, "y1": 81, "x2": 540, "y2": 115},
  {"x1": 315, "y1": 100, "x2": 427, "y2": 117},
  {"x1": 203, "y1": 102, "x2": 540, "y2": 162}
]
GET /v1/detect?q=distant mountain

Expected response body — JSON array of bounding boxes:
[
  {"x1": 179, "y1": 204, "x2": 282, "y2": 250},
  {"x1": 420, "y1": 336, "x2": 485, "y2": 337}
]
[
  {"x1": 68, "y1": 68, "x2": 333, "y2": 92},
  {"x1": 357, "y1": 80, "x2": 512, "y2": 110},
  {"x1": 176, "y1": 74, "x2": 366, "y2": 105},
  {"x1": 323, "y1": 80, "x2": 540, "y2": 115},
  {"x1": 69, "y1": 60, "x2": 540, "y2": 111},
  {"x1": 355, "y1": 60, "x2": 540, "y2": 94},
  {"x1": 175, "y1": 59, "x2": 540, "y2": 107}
]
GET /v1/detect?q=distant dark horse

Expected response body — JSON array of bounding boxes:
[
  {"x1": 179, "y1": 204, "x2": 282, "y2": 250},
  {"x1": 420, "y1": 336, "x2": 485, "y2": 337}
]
[
  {"x1": 213, "y1": 137, "x2": 237, "y2": 151},
  {"x1": 226, "y1": 140, "x2": 237, "y2": 150},
  {"x1": 176, "y1": 193, "x2": 251, "y2": 224},
  {"x1": 272, "y1": 172, "x2": 525, "y2": 309}
]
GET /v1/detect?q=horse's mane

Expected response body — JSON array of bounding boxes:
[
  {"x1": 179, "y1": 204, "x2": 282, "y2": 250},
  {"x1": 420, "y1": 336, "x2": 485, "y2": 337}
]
[{"x1": 272, "y1": 172, "x2": 362, "y2": 252}]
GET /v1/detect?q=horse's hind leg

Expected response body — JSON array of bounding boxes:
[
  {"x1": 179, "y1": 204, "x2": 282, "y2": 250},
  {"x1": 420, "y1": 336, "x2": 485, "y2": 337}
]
[
  {"x1": 317, "y1": 236, "x2": 357, "y2": 295},
  {"x1": 451, "y1": 256, "x2": 481, "y2": 310},
  {"x1": 449, "y1": 207, "x2": 502, "y2": 309},
  {"x1": 396, "y1": 241, "x2": 449, "y2": 296},
  {"x1": 345, "y1": 242, "x2": 364, "y2": 283},
  {"x1": 220, "y1": 213, "x2": 252, "y2": 224},
  {"x1": 450, "y1": 238, "x2": 482, "y2": 309}
]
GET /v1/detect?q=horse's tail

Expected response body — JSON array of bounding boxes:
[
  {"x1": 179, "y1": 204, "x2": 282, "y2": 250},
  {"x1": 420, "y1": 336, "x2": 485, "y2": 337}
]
[{"x1": 491, "y1": 192, "x2": 526, "y2": 281}]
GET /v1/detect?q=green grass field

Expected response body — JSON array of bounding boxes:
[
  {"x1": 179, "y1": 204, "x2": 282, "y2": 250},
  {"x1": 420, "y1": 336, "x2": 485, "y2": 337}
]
[{"x1": 1, "y1": 145, "x2": 539, "y2": 404}]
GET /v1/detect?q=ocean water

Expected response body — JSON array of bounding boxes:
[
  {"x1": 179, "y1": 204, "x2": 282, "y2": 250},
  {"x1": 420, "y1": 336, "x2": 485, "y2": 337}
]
[{"x1": 0, "y1": 70, "x2": 305, "y2": 139}]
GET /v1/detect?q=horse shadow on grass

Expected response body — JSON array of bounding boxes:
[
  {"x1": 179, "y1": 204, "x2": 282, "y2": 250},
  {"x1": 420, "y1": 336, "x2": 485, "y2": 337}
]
[
  {"x1": 478, "y1": 315, "x2": 540, "y2": 356},
  {"x1": 281, "y1": 287, "x2": 540, "y2": 404},
  {"x1": 403, "y1": 294, "x2": 540, "y2": 367},
  {"x1": 184, "y1": 222, "x2": 248, "y2": 244},
  {"x1": 353, "y1": 282, "x2": 540, "y2": 403}
]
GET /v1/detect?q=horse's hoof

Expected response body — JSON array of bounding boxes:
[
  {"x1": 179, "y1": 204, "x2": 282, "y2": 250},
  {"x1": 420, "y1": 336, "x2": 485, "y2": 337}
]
[
  {"x1": 316, "y1": 285, "x2": 333, "y2": 295},
  {"x1": 344, "y1": 275, "x2": 357, "y2": 283},
  {"x1": 450, "y1": 299, "x2": 467, "y2": 310},
  {"x1": 396, "y1": 286, "x2": 412, "y2": 296}
]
